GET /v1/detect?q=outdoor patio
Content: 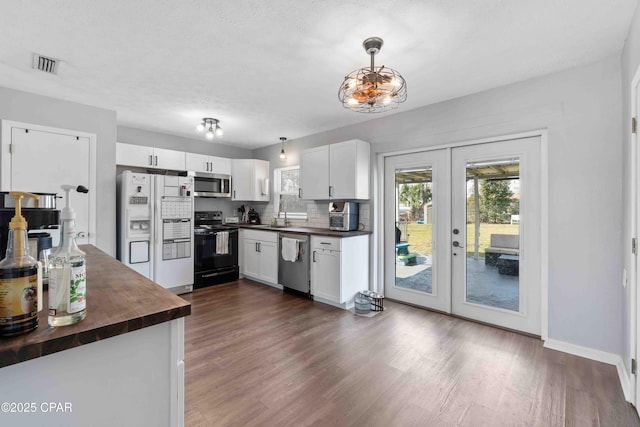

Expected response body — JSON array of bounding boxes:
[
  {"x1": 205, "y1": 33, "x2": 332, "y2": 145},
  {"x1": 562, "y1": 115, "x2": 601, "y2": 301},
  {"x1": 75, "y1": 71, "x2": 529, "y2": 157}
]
[{"x1": 395, "y1": 254, "x2": 519, "y2": 311}]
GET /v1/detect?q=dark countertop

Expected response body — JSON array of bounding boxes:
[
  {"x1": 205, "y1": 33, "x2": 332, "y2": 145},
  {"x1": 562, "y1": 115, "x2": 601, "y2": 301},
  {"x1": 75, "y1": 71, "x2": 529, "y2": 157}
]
[
  {"x1": 236, "y1": 223, "x2": 371, "y2": 237},
  {"x1": 0, "y1": 245, "x2": 191, "y2": 369}
]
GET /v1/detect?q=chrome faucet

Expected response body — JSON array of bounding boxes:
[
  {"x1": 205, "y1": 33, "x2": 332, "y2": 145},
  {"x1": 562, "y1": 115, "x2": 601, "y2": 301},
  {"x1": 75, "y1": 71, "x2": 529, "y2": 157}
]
[{"x1": 282, "y1": 198, "x2": 291, "y2": 226}]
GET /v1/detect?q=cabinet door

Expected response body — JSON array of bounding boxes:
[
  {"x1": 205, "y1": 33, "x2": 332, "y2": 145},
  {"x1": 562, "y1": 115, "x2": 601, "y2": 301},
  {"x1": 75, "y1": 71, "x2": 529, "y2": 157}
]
[
  {"x1": 311, "y1": 249, "x2": 341, "y2": 302},
  {"x1": 301, "y1": 146, "x2": 329, "y2": 199},
  {"x1": 242, "y1": 238, "x2": 261, "y2": 278},
  {"x1": 185, "y1": 152, "x2": 210, "y2": 173},
  {"x1": 258, "y1": 241, "x2": 278, "y2": 284},
  {"x1": 231, "y1": 159, "x2": 254, "y2": 201},
  {"x1": 330, "y1": 141, "x2": 357, "y2": 199},
  {"x1": 154, "y1": 147, "x2": 185, "y2": 171},
  {"x1": 254, "y1": 160, "x2": 269, "y2": 202},
  {"x1": 116, "y1": 143, "x2": 154, "y2": 168},
  {"x1": 210, "y1": 156, "x2": 231, "y2": 175}
]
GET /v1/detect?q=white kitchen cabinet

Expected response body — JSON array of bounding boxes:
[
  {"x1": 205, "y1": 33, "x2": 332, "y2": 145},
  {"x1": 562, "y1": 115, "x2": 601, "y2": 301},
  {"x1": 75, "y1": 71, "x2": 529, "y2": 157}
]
[
  {"x1": 185, "y1": 152, "x2": 231, "y2": 174},
  {"x1": 116, "y1": 142, "x2": 185, "y2": 171},
  {"x1": 310, "y1": 234, "x2": 369, "y2": 309},
  {"x1": 300, "y1": 146, "x2": 330, "y2": 200},
  {"x1": 300, "y1": 139, "x2": 370, "y2": 200},
  {"x1": 240, "y1": 229, "x2": 279, "y2": 287},
  {"x1": 232, "y1": 159, "x2": 269, "y2": 201}
]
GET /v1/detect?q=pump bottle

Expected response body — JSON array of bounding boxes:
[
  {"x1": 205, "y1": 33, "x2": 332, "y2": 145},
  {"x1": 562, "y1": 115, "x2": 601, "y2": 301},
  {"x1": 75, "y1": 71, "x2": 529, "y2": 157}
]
[
  {"x1": 0, "y1": 192, "x2": 40, "y2": 336},
  {"x1": 48, "y1": 185, "x2": 87, "y2": 326}
]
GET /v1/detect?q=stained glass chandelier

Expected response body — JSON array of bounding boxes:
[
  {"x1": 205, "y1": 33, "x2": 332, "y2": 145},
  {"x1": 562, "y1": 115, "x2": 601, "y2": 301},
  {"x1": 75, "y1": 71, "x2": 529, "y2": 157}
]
[{"x1": 338, "y1": 37, "x2": 407, "y2": 113}]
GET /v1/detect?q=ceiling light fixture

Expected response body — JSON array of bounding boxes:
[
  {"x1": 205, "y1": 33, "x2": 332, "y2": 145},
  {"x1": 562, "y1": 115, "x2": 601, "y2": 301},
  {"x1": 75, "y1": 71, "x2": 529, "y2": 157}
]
[
  {"x1": 338, "y1": 37, "x2": 407, "y2": 113},
  {"x1": 196, "y1": 118, "x2": 223, "y2": 140},
  {"x1": 279, "y1": 137, "x2": 287, "y2": 161}
]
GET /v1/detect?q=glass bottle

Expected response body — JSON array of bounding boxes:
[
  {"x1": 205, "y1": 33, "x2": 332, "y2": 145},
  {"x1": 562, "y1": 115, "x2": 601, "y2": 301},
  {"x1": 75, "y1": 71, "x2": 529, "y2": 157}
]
[{"x1": 48, "y1": 186, "x2": 86, "y2": 326}]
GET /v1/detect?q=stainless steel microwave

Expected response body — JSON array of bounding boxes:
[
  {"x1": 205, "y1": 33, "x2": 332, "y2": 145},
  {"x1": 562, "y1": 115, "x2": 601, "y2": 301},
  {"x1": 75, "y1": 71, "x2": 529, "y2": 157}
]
[{"x1": 188, "y1": 172, "x2": 231, "y2": 198}]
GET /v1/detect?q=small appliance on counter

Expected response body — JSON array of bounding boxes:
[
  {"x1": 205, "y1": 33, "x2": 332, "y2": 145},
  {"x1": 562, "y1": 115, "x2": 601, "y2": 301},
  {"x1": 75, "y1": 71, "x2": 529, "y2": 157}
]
[
  {"x1": 329, "y1": 202, "x2": 359, "y2": 231},
  {"x1": 248, "y1": 208, "x2": 260, "y2": 224}
]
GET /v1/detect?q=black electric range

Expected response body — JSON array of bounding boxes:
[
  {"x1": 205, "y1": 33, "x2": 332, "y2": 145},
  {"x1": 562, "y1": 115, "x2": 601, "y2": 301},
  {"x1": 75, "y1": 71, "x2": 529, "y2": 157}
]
[{"x1": 193, "y1": 211, "x2": 239, "y2": 288}]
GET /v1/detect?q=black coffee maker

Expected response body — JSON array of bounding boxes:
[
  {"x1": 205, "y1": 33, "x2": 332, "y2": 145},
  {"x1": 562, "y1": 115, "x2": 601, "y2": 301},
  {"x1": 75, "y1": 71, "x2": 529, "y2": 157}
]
[{"x1": 248, "y1": 208, "x2": 260, "y2": 224}]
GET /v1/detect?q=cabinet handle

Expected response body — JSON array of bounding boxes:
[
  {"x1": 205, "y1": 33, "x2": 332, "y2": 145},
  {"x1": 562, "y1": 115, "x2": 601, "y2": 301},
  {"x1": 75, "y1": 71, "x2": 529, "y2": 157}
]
[
  {"x1": 298, "y1": 188, "x2": 302, "y2": 198},
  {"x1": 329, "y1": 186, "x2": 333, "y2": 197},
  {"x1": 233, "y1": 190, "x2": 236, "y2": 199},
  {"x1": 312, "y1": 250, "x2": 316, "y2": 262},
  {"x1": 320, "y1": 242, "x2": 331, "y2": 245},
  {"x1": 258, "y1": 242, "x2": 261, "y2": 252},
  {"x1": 154, "y1": 155, "x2": 158, "y2": 166},
  {"x1": 149, "y1": 155, "x2": 153, "y2": 166}
]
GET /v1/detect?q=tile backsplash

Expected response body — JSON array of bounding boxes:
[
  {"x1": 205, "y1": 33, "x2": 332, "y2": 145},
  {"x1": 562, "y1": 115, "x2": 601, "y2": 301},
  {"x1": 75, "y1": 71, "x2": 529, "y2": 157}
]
[{"x1": 254, "y1": 200, "x2": 370, "y2": 230}]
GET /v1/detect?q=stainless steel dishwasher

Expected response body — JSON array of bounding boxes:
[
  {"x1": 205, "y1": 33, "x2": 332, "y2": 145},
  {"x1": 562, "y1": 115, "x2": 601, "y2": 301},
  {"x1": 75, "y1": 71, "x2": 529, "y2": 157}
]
[{"x1": 278, "y1": 233, "x2": 310, "y2": 294}]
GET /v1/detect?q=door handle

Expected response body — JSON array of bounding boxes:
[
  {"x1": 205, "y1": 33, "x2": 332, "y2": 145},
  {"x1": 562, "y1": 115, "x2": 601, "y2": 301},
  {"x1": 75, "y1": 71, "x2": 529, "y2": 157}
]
[
  {"x1": 452, "y1": 241, "x2": 465, "y2": 248},
  {"x1": 312, "y1": 251, "x2": 316, "y2": 262}
]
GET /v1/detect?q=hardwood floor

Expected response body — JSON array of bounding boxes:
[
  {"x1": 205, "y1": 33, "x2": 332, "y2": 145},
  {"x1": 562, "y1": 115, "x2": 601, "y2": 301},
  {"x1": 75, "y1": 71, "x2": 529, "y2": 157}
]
[{"x1": 181, "y1": 279, "x2": 639, "y2": 426}]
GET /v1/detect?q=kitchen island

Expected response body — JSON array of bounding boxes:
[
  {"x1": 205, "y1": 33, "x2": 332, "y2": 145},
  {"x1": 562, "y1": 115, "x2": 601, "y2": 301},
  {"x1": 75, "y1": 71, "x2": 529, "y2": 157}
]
[{"x1": 0, "y1": 245, "x2": 190, "y2": 427}]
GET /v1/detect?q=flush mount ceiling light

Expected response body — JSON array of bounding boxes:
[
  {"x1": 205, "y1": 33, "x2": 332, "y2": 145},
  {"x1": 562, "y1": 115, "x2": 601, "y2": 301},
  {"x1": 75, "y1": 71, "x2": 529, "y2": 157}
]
[
  {"x1": 338, "y1": 37, "x2": 407, "y2": 113},
  {"x1": 196, "y1": 118, "x2": 223, "y2": 140},
  {"x1": 279, "y1": 137, "x2": 287, "y2": 161}
]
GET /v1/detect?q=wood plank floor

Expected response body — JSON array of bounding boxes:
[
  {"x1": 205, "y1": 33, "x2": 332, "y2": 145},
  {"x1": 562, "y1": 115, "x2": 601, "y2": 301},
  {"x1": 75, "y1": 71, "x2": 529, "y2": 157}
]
[{"x1": 181, "y1": 279, "x2": 640, "y2": 426}]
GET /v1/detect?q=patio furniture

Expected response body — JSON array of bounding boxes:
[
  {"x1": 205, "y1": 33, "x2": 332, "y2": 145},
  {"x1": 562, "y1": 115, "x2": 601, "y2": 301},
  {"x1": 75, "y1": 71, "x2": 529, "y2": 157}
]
[
  {"x1": 395, "y1": 243, "x2": 417, "y2": 265},
  {"x1": 485, "y1": 234, "x2": 519, "y2": 266},
  {"x1": 497, "y1": 254, "x2": 519, "y2": 276}
]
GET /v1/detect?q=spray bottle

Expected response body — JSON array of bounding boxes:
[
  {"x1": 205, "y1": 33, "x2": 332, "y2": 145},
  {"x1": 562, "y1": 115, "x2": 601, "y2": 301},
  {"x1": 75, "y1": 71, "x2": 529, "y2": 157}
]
[
  {"x1": 0, "y1": 192, "x2": 40, "y2": 336},
  {"x1": 48, "y1": 185, "x2": 87, "y2": 326}
]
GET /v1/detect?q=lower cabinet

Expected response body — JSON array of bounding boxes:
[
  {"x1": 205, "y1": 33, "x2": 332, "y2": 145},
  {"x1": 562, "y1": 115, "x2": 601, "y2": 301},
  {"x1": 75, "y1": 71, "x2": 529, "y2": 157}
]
[
  {"x1": 310, "y1": 235, "x2": 369, "y2": 309},
  {"x1": 240, "y1": 229, "x2": 278, "y2": 286}
]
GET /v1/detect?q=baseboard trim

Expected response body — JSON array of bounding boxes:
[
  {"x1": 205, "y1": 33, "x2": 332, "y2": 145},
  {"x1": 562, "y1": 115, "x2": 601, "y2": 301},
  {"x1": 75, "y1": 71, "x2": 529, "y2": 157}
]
[{"x1": 544, "y1": 338, "x2": 633, "y2": 402}]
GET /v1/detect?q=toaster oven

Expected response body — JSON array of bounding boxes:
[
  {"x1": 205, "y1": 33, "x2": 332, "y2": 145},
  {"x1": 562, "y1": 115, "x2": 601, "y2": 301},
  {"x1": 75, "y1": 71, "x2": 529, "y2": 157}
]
[{"x1": 329, "y1": 202, "x2": 359, "y2": 231}]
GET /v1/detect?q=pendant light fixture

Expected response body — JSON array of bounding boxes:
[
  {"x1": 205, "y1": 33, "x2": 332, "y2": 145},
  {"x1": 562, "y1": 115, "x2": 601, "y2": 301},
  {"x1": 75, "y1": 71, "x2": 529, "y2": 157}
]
[
  {"x1": 279, "y1": 137, "x2": 287, "y2": 162},
  {"x1": 196, "y1": 118, "x2": 223, "y2": 140},
  {"x1": 338, "y1": 37, "x2": 407, "y2": 113}
]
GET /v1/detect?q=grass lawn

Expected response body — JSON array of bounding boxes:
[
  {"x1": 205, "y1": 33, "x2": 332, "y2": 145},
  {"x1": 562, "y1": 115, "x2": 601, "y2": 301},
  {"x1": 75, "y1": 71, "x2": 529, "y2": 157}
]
[{"x1": 404, "y1": 223, "x2": 519, "y2": 257}]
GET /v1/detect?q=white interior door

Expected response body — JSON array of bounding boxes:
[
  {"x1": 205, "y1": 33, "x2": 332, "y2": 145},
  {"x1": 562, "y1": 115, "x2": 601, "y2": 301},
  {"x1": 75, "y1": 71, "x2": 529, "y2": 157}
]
[
  {"x1": 384, "y1": 149, "x2": 450, "y2": 312},
  {"x1": 451, "y1": 137, "x2": 541, "y2": 334},
  {"x1": 10, "y1": 127, "x2": 91, "y2": 245},
  {"x1": 384, "y1": 137, "x2": 542, "y2": 335}
]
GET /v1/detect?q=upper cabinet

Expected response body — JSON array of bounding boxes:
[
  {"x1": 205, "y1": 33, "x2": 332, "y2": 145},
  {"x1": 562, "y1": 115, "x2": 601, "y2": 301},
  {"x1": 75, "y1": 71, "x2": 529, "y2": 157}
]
[
  {"x1": 116, "y1": 143, "x2": 185, "y2": 171},
  {"x1": 185, "y1": 152, "x2": 231, "y2": 175},
  {"x1": 231, "y1": 159, "x2": 269, "y2": 201},
  {"x1": 300, "y1": 139, "x2": 370, "y2": 200}
]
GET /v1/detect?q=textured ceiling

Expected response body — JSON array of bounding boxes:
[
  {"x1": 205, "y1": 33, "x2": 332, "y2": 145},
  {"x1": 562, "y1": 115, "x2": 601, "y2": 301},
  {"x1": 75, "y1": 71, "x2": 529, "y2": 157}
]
[{"x1": 0, "y1": 0, "x2": 636, "y2": 149}]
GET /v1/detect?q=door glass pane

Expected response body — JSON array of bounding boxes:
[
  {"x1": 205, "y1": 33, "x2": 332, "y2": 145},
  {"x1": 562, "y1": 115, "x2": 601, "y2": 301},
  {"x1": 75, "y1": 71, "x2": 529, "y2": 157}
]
[
  {"x1": 394, "y1": 167, "x2": 433, "y2": 294},
  {"x1": 465, "y1": 158, "x2": 520, "y2": 311}
]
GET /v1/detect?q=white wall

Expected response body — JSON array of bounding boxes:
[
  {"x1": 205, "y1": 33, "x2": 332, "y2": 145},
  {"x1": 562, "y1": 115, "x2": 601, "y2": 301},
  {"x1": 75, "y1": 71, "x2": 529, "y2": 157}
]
[
  {"x1": 621, "y1": 1, "x2": 640, "y2": 385},
  {"x1": 254, "y1": 56, "x2": 624, "y2": 355},
  {"x1": 0, "y1": 86, "x2": 117, "y2": 255}
]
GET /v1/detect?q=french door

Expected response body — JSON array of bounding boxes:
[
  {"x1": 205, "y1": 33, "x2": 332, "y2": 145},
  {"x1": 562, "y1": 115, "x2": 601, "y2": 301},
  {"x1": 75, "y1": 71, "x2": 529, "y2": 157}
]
[{"x1": 384, "y1": 137, "x2": 542, "y2": 334}]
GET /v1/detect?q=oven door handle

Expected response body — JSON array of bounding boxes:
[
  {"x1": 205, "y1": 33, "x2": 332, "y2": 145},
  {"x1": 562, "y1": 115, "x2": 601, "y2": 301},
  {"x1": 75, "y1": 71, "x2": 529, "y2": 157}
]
[{"x1": 201, "y1": 267, "x2": 238, "y2": 278}]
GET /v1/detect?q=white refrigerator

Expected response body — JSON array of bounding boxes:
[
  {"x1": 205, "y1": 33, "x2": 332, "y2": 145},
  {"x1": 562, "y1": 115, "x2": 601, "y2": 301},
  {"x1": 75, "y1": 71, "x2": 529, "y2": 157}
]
[{"x1": 117, "y1": 171, "x2": 195, "y2": 294}]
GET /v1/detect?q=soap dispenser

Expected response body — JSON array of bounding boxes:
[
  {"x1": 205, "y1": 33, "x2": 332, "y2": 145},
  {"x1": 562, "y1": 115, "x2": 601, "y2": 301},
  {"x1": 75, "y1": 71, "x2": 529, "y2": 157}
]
[
  {"x1": 48, "y1": 185, "x2": 87, "y2": 327},
  {"x1": 0, "y1": 192, "x2": 40, "y2": 336}
]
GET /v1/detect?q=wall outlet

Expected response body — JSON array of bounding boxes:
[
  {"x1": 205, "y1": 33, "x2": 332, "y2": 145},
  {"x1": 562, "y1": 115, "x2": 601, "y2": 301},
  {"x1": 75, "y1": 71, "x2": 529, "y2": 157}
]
[{"x1": 623, "y1": 268, "x2": 628, "y2": 288}]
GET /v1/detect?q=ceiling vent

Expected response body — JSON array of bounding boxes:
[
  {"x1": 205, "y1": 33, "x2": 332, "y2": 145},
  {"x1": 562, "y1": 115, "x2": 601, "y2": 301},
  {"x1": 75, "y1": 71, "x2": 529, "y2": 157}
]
[{"x1": 32, "y1": 53, "x2": 59, "y2": 75}]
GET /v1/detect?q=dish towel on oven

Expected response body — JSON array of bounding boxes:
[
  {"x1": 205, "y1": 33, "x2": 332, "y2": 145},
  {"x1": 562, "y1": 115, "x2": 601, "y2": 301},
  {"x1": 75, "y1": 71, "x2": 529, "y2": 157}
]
[
  {"x1": 281, "y1": 237, "x2": 298, "y2": 262},
  {"x1": 216, "y1": 231, "x2": 229, "y2": 255}
]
